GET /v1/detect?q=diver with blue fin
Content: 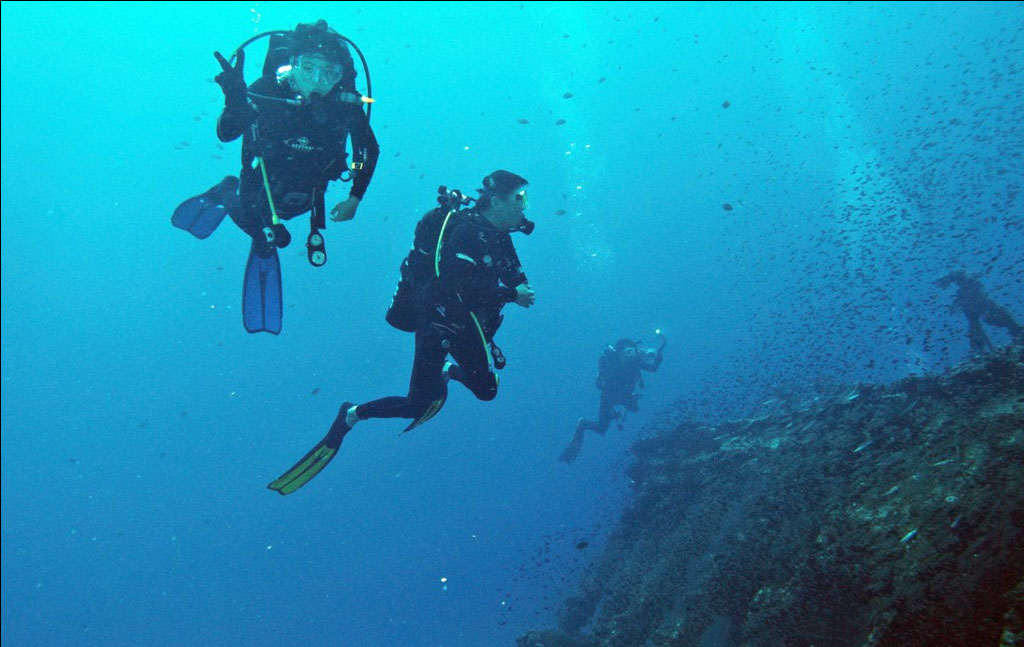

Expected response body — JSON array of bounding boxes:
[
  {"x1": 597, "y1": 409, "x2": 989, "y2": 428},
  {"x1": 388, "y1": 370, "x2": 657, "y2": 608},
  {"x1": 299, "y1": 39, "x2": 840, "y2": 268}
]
[
  {"x1": 172, "y1": 19, "x2": 379, "y2": 334},
  {"x1": 268, "y1": 171, "x2": 536, "y2": 494}
]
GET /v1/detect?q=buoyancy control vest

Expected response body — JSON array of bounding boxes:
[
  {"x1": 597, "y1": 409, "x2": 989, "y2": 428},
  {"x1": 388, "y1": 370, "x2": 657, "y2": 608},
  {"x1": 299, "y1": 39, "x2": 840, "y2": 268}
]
[{"x1": 385, "y1": 187, "x2": 473, "y2": 332}]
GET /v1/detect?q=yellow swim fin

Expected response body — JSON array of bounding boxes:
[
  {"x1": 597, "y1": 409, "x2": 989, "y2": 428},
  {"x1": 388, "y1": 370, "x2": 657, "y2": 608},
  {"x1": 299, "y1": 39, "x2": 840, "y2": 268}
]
[
  {"x1": 267, "y1": 402, "x2": 353, "y2": 495},
  {"x1": 403, "y1": 396, "x2": 446, "y2": 432}
]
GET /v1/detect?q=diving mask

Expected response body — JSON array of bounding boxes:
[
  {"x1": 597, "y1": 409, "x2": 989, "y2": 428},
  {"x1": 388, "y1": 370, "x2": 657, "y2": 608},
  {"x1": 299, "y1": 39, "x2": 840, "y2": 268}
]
[{"x1": 294, "y1": 54, "x2": 344, "y2": 89}]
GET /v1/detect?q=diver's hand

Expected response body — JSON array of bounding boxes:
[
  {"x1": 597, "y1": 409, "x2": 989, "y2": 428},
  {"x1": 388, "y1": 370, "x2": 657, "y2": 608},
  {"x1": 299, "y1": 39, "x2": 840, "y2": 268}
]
[
  {"x1": 330, "y1": 196, "x2": 360, "y2": 222},
  {"x1": 514, "y1": 283, "x2": 536, "y2": 308},
  {"x1": 214, "y1": 49, "x2": 247, "y2": 106}
]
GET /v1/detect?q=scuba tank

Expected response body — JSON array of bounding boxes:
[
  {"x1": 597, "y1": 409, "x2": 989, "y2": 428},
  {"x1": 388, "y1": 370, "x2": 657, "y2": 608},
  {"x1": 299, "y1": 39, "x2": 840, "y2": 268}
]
[{"x1": 386, "y1": 187, "x2": 475, "y2": 332}]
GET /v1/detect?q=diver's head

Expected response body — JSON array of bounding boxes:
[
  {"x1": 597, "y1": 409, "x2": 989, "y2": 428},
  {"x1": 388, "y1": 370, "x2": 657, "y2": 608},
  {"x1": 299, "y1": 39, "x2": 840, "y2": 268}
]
[
  {"x1": 615, "y1": 338, "x2": 639, "y2": 357},
  {"x1": 286, "y1": 19, "x2": 350, "y2": 98},
  {"x1": 477, "y1": 170, "x2": 533, "y2": 234}
]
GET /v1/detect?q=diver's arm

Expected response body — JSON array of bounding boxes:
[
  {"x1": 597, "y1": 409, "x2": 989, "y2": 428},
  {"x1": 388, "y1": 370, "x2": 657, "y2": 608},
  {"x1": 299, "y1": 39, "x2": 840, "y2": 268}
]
[
  {"x1": 346, "y1": 108, "x2": 379, "y2": 200},
  {"x1": 641, "y1": 350, "x2": 663, "y2": 372},
  {"x1": 499, "y1": 237, "x2": 529, "y2": 290},
  {"x1": 641, "y1": 339, "x2": 665, "y2": 372},
  {"x1": 442, "y1": 225, "x2": 517, "y2": 308},
  {"x1": 216, "y1": 84, "x2": 258, "y2": 142},
  {"x1": 213, "y1": 49, "x2": 254, "y2": 142}
]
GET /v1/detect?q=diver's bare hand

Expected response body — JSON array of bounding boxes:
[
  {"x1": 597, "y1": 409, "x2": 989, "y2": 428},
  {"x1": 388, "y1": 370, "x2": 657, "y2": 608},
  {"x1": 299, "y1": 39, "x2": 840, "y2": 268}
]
[
  {"x1": 514, "y1": 284, "x2": 536, "y2": 308},
  {"x1": 330, "y1": 196, "x2": 360, "y2": 222}
]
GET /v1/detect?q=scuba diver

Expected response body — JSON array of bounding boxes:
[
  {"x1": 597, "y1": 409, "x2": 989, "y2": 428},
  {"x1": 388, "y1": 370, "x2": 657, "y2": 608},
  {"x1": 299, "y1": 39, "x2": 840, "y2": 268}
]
[
  {"x1": 172, "y1": 19, "x2": 379, "y2": 334},
  {"x1": 559, "y1": 333, "x2": 666, "y2": 463},
  {"x1": 935, "y1": 270, "x2": 1024, "y2": 354},
  {"x1": 268, "y1": 171, "x2": 536, "y2": 494}
]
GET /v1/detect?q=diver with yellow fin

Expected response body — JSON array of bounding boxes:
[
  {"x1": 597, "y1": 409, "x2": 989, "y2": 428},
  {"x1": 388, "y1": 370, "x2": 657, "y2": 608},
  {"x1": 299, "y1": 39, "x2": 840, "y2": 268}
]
[
  {"x1": 172, "y1": 19, "x2": 379, "y2": 334},
  {"x1": 268, "y1": 171, "x2": 536, "y2": 495}
]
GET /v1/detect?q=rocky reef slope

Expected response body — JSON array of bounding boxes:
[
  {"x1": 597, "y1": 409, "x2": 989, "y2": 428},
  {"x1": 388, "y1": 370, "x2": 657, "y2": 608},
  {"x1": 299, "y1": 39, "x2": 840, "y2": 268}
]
[{"x1": 520, "y1": 345, "x2": 1023, "y2": 647}]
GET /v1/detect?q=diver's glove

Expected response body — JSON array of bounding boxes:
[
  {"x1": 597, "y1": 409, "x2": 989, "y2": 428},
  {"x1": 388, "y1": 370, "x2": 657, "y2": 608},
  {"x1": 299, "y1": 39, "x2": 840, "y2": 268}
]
[{"x1": 213, "y1": 49, "x2": 248, "y2": 107}]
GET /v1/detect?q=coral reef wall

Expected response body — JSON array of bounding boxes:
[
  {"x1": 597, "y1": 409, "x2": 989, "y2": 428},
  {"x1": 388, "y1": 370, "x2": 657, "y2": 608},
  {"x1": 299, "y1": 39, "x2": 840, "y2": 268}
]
[{"x1": 519, "y1": 345, "x2": 1024, "y2": 647}]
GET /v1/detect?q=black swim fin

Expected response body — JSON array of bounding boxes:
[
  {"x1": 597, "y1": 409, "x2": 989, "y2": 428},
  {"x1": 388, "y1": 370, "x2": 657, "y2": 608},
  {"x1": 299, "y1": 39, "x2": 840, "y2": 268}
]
[
  {"x1": 172, "y1": 176, "x2": 240, "y2": 239},
  {"x1": 243, "y1": 240, "x2": 283, "y2": 334},
  {"x1": 268, "y1": 403, "x2": 354, "y2": 495},
  {"x1": 559, "y1": 420, "x2": 586, "y2": 463}
]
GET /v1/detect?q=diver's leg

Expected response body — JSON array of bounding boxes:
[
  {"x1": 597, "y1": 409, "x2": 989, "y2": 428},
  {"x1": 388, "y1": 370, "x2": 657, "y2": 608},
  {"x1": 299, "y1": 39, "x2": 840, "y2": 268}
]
[
  {"x1": 232, "y1": 176, "x2": 267, "y2": 240},
  {"x1": 594, "y1": 391, "x2": 618, "y2": 435},
  {"x1": 447, "y1": 326, "x2": 499, "y2": 402},
  {"x1": 967, "y1": 317, "x2": 992, "y2": 354},
  {"x1": 356, "y1": 328, "x2": 449, "y2": 422},
  {"x1": 982, "y1": 304, "x2": 1024, "y2": 341}
]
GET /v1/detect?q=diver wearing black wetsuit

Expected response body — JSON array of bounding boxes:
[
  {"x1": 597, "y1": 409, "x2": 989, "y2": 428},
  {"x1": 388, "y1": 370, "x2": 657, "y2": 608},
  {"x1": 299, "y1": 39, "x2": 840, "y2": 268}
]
[
  {"x1": 216, "y1": 69, "x2": 378, "y2": 250},
  {"x1": 266, "y1": 171, "x2": 536, "y2": 495},
  {"x1": 172, "y1": 19, "x2": 379, "y2": 335},
  {"x1": 936, "y1": 270, "x2": 1024, "y2": 354},
  {"x1": 559, "y1": 337, "x2": 664, "y2": 463},
  {"x1": 356, "y1": 181, "x2": 532, "y2": 425}
]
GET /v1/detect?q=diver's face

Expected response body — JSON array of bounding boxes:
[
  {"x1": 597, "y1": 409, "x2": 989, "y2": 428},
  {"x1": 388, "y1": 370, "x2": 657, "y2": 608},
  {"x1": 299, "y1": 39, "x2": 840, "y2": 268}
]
[
  {"x1": 290, "y1": 54, "x2": 343, "y2": 98},
  {"x1": 492, "y1": 185, "x2": 529, "y2": 231},
  {"x1": 623, "y1": 347, "x2": 637, "y2": 359}
]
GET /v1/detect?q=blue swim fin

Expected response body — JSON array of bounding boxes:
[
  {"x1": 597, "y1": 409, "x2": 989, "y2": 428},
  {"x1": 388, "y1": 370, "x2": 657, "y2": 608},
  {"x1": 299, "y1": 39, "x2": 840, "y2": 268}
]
[
  {"x1": 243, "y1": 241, "x2": 283, "y2": 335},
  {"x1": 172, "y1": 176, "x2": 240, "y2": 239}
]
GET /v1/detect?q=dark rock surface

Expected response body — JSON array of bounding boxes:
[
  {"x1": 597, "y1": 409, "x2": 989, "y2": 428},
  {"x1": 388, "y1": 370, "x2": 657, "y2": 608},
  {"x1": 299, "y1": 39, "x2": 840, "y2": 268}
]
[{"x1": 519, "y1": 345, "x2": 1024, "y2": 647}]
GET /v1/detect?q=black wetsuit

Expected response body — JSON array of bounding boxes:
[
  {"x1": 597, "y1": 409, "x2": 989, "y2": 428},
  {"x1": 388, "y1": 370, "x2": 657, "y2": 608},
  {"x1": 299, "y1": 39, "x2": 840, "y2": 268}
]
[
  {"x1": 580, "y1": 347, "x2": 662, "y2": 435},
  {"x1": 358, "y1": 210, "x2": 528, "y2": 423},
  {"x1": 945, "y1": 276, "x2": 1024, "y2": 353},
  {"x1": 217, "y1": 75, "x2": 379, "y2": 249}
]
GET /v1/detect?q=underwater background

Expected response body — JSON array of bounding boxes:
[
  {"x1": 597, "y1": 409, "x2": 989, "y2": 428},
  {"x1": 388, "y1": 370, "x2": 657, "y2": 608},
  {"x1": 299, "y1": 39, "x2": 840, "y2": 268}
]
[{"x1": 2, "y1": 2, "x2": 1022, "y2": 646}]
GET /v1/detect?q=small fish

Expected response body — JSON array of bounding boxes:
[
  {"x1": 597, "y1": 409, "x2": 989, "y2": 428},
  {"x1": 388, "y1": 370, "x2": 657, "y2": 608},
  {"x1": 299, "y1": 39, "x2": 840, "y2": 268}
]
[
  {"x1": 555, "y1": 209, "x2": 566, "y2": 215},
  {"x1": 563, "y1": 92, "x2": 574, "y2": 99},
  {"x1": 597, "y1": 76, "x2": 606, "y2": 83},
  {"x1": 555, "y1": 119, "x2": 566, "y2": 126},
  {"x1": 517, "y1": 118, "x2": 530, "y2": 125},
  {"x1": 899, "y1": 528, "x2": 918, "y2": 544},
  {"x1": 575, "y1": 541, "x2": 589, "y2": 550},
  {"x1": 311, "y1": 387, "x2": 321, "y2": 396},
  {"x1": 722, "y1": 100, "x2": 730, "y2": 109},
  {"x1": 883, "y1": 485, "x2": 900, "y2": 496},
  {"x1": 853, "y1": 440, "x2": 872, "y2": 453},
  {"x1": 722, "y1": 203, "x2": 733, "y2": 211}
]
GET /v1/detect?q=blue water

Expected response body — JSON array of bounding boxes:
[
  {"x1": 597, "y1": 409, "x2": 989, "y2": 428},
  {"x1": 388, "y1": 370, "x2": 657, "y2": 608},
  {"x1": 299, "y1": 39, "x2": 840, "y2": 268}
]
[{"x1": 3, "y1": 2, "x2": 1022, "y2": 645}]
